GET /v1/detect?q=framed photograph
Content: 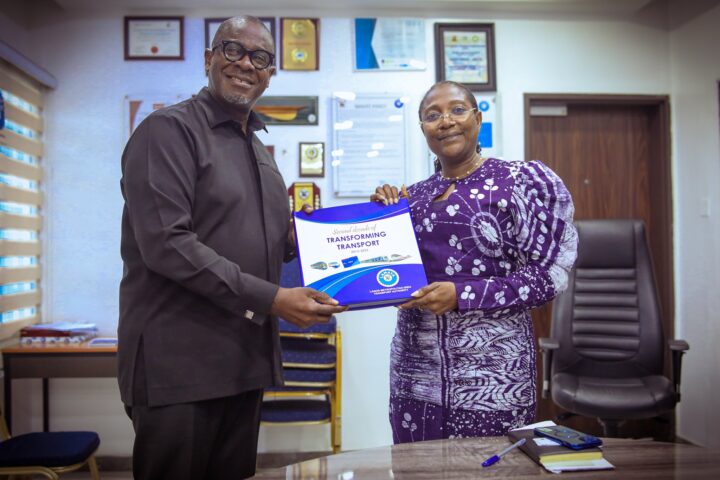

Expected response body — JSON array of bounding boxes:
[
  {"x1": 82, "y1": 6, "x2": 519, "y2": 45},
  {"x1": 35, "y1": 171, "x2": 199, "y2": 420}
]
[
  {"x1": 254, "y1": 96, "x2": 318, "y2": 126},
  {"x1": 299, "y1": 142, "x2": 324, "y2": 177},
  {"x1": 205, "y1": 17, "x2": 276, "y2": 49},
  {"x1": 434, "y1": 23, "x2": 496, "y2": 91},
  {"x1": 281, "y1": 18, "x2": 319, "y2": 70},
  {"x1": 124, "y1": 16, "x2": 184, "y2": 60}
]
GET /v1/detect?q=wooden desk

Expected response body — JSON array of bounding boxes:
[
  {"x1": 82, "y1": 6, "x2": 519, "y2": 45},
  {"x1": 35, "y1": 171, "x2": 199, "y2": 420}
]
[
  {"x1": 2, "y1": 343, "x2": 117, "y2": 433},
  {"x1": 254, "y1": 436, "x2": 720, "y2": 479}
]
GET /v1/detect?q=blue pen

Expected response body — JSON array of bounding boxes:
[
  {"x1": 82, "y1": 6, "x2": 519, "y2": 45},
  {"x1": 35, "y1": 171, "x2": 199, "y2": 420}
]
[{"x1": 482, "y1": 438, "x2": 526, "y2": 467}]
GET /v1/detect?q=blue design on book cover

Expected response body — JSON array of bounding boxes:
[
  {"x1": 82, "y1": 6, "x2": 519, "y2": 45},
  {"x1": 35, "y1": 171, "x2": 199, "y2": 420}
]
[{"x1": 294, "y1": 199, "x2": 427, "y2": 309}]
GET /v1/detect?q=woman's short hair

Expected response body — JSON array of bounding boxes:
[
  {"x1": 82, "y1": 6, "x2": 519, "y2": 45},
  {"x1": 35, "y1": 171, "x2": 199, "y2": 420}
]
[
  {"x1": 418, "y1": 81, "x2": 478, "y2": 120},
  {"x1": 419, "y1": 81, "x2": 482, "y2": 172}
]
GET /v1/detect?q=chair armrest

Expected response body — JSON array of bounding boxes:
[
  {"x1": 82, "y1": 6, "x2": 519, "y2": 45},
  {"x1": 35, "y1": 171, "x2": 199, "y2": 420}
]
[
  {"x1": 539, "y1": 338, "x2": 559, "y2": 351},
  {"x1": 538, "y1": 337, "x2": 559, "y2": 399},
  {"x1": 669, "y1": 339, "x2": 689, "y2": 401},
  {"x1": 669, "y1": 339, "x2": 689, "y2": 352}
]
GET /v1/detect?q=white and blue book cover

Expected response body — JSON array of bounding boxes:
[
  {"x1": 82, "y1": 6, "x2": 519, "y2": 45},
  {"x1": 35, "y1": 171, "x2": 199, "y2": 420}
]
[{"x1": 294, "y1": 199, "x2": 427, "y2": 309}]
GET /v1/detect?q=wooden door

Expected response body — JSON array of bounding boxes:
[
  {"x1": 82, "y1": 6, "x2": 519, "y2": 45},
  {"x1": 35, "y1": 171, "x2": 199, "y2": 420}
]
[{"x1": 525, "y1": 95, "x2": 673, "y2": 439}]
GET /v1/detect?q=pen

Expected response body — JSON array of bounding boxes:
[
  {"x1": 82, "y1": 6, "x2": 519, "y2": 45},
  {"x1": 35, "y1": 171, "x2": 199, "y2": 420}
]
[{"x1": 481, "y1": 438, "x2": 526, "y2": 467}]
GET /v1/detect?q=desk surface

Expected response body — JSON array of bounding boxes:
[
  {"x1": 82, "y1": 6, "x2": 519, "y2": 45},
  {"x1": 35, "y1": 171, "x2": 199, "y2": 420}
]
[
  {"x1": 253, "y1": 437, "x2": 720, "y2": 479},
  {"x1": 2, "y1": 340, "x2": 118, "y2": 433}
]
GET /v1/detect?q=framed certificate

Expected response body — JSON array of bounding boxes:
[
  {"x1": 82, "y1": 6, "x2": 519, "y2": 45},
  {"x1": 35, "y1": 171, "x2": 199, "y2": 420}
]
[
  {"x1": 434, "y1": 23, "x2": 496, "y2": 91},
  {"x1": 354, "y1": 18, "x2": 427, "y2": 71},
  {"x1": 281, "y1": 18, "x2": 319, "y2": 70},
  {"x1": 204, "y1": 17, "x2": 276, "y2": 49},
  {"x1": 124, "y1": 16, "x2": 184, "y2": 60},
  {"x1": 204, "y1": 17, "x2": 225, "y2": 49},
  {"x1": 299, "y1": 142, "x2": 325, "y2": 177}
]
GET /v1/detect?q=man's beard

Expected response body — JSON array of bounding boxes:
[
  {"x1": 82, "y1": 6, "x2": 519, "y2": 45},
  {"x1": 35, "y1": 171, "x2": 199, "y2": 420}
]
[{"x1": 221, "y1": 91, "x2": 252, "y2": 107}]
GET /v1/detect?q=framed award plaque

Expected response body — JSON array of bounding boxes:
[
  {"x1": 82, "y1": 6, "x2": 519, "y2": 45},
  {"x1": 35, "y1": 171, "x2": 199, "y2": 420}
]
[
  {"x1": 288, "y1": 182, "x2": 321, "y2": 211},
  {"x1": 281, "y1": 18, "x2": 319, "y2": 71},
  {"x1": 299, "y1": 142, "x2": 325, "y2": 177}
]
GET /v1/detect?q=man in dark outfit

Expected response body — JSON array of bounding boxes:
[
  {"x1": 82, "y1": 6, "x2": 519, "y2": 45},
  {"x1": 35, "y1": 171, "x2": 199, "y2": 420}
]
[{"x1": 119, "y1": 16, "x2": 345, "y2": 480}]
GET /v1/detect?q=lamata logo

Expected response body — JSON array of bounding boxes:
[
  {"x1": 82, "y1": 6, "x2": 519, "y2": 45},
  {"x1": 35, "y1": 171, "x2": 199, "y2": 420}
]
[{"x1": 376, "y1": 268, "x2": 399, "y2": 287}]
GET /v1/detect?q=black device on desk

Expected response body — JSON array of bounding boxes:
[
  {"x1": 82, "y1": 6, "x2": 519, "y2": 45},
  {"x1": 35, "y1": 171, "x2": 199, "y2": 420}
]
[{"x1": 534, "y1": 425, "x2": 603, "y2": 450}]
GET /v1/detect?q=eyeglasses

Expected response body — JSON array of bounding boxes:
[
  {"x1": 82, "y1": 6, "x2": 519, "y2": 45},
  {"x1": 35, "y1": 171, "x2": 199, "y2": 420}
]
[
  {"x1": 212, "y1": 40, "x2": 275, "y2": 70},
  {"x1": 420, "y1": 106, "x2": 477, "y2": 125}
]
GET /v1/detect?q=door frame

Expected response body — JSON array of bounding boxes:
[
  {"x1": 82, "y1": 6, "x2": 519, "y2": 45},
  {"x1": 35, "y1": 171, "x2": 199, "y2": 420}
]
[{"x1": 523, "y1": 93, "x2": 674, "y2": 337}]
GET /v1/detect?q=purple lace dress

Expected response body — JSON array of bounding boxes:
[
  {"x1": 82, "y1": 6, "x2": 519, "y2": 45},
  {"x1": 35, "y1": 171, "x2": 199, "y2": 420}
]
[{"x1": 389, "y1": 157, "x2": 578, "y2": 443}]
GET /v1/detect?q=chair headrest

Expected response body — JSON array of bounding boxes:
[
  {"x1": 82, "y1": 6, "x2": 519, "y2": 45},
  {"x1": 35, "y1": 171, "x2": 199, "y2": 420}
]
[{"x1": 575, "y1": 219, "x2": 643, "y2": 269}]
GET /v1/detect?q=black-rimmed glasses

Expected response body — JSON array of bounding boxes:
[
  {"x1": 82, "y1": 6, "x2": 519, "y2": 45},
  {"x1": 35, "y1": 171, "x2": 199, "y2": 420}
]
[{"x1": 212, "y1": 40, "x2": 275, "y2": 70}]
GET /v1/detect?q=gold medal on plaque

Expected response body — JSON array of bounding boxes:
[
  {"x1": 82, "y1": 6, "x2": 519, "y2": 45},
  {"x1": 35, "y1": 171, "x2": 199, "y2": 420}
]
[{"x1": 281, "y1": 18, "x2": 318, "y2": 70}]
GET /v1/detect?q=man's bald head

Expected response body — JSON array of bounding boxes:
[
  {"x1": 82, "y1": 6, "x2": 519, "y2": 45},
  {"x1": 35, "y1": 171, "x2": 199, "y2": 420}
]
[{"x1": 211, "y1": 16, "x2": 275, "y2": 52}]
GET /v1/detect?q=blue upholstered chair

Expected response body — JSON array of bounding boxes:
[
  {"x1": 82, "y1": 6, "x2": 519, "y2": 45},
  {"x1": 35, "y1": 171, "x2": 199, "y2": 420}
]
[
  {"x1": 0, "y1": 408, "x2": 101, "y2": 479},
  {"x1": 262, "y1": 259, "x2": 343, "y2": 452}
]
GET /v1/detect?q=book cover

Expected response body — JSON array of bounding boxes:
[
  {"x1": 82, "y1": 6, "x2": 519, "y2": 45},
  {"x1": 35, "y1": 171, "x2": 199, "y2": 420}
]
[
  {"x1": 293, "y1": 199, "x2": 427, "y2": 309},
  {"x1": 508, "y1": 428, "x2": 603, "y2": 464}
]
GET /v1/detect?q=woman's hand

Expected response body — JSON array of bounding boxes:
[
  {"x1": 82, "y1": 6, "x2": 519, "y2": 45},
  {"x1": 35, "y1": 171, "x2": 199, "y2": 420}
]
[
  {"x1": 288, "y1": 204, "x2": 313, "y2": 247},
  {"x1": 370, "y1": 184, "x2": 408, "y2": 205},
  {"x1": 399, "y1": 282, "x2": 458, "y2": 315}
]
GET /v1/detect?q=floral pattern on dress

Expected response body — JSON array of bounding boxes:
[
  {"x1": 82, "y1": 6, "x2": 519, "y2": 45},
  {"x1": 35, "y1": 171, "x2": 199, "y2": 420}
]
[{"x1": 389, "y1": 157, "x2": 578, "y2": 443}]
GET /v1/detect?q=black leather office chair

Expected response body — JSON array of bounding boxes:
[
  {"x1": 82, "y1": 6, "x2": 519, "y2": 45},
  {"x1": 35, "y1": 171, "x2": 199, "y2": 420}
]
[{"x1": 540, "y1": 219, "x2": 689, "y2": 437}]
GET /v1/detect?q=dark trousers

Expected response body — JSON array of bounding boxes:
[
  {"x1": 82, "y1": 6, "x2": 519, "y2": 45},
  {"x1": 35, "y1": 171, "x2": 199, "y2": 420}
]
[{"x1": 125, "y1": 389, "x2": 264, "y2": 480}]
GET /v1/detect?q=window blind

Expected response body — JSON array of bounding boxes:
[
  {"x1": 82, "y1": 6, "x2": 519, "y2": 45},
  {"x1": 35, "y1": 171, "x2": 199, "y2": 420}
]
[{"x1": 0, "y1": 58, "x2": 43, "y2": 339}]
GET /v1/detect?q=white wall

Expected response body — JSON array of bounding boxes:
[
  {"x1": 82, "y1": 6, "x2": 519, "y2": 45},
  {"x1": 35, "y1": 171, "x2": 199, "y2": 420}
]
[
  {"x1": 669, "y1": 4, "x2": 720, "y2": 448},
  {"x1": 0, "y1": 5, "x2": 717, "y2": 455}
]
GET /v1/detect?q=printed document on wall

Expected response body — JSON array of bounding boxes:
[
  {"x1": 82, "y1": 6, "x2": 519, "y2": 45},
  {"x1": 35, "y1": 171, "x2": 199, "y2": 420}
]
[{"x1": 332, "y1": 93, "x2": 408, "y2": 197}]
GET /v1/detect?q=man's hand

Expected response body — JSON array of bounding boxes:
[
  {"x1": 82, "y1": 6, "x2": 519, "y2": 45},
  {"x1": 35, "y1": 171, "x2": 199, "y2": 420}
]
[
  {"x1": 271, "y1": 287, "x2": 348, "y2": 329},
  {"x1": 399, "y1": 282, "x2": 457, "y2": 315}
]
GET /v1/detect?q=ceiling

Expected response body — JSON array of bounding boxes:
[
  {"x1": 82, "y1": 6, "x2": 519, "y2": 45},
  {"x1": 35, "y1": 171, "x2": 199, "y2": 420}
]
[
  {"x1": 49, "y1": 0, "x2": 656, "y2": 17},
  {"x1": 3, "y1": 0, "x2": 719, "y2": 29}
]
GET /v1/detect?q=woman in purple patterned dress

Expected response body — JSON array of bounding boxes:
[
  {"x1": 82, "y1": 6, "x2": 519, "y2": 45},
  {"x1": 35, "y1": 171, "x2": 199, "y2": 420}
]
[{"x1": 372, "y1": 81, "x2": 578, "y2": 443}]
